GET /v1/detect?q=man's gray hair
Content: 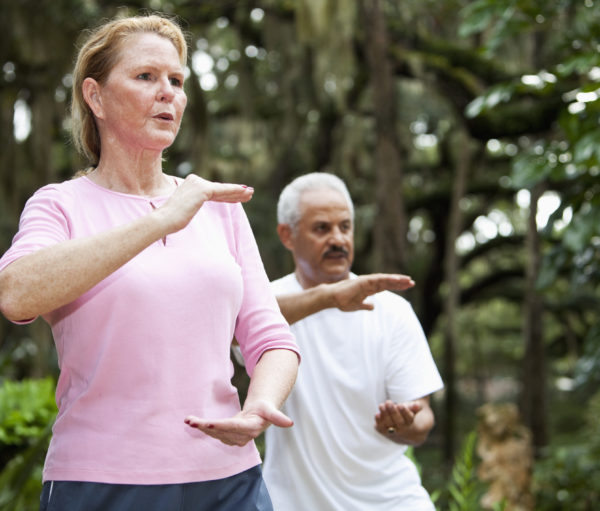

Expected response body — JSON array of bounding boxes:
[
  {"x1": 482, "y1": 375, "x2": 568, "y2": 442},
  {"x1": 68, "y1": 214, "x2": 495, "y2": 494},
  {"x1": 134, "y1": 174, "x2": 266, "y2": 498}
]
[{"x1": 277, "y1": 172, "x2": 354, "y2": 229}]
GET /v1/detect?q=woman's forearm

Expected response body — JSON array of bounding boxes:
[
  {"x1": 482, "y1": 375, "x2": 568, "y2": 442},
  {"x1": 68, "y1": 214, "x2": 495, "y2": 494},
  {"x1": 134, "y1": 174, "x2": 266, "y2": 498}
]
[
  {"x1": 0, "y1": 210, "x2": 168, "y2": 322},
  {"x1": 244, "y1": 348, "x2": 299, "y2": 411}
]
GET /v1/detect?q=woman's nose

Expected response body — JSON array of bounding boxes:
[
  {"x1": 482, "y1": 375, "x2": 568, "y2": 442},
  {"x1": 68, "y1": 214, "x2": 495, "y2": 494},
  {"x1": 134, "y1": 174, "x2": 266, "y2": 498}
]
[{"x1": 157, "y1": 78, "x2": 175, "y2": 102}]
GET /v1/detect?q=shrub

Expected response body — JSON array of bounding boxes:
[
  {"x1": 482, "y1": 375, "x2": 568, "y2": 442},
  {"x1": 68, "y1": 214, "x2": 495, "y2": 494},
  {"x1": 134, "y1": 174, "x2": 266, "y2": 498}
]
[
  {"x1": 533, "y1": 390, "x2": 600, "y2": 510},
  {"x1": 0, "y1": 378, "x2": 56, "y2": 511}
]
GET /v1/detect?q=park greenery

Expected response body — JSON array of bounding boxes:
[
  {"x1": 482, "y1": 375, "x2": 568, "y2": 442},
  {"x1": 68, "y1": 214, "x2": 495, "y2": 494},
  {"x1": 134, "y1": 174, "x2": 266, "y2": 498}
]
[{"x1": 0, "y1": 0, "x2": 599, "y2": 509}]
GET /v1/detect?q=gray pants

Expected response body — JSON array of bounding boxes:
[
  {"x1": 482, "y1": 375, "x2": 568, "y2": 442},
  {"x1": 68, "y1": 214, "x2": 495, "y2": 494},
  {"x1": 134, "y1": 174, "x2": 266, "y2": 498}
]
[{"x1": 39, "y1": 465, "x2": 273, "y2": 511}]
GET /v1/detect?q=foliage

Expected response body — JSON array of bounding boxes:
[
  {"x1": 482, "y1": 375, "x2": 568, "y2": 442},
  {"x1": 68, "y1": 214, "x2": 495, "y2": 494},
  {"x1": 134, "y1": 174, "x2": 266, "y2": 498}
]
[
  {"x1": 0, "y1": 0, "x2": 598, "y2": 504},
  {"x1": 533, "y1": 390, "x2": 600, "y2": 510},
  {"x1": 445, "y1": 432, "x2": 480, "y2": 511},
  {"x1": 0, "y1": 428, "x2": 50, "y2": 511},
  {"x1": 460, "y1": 0, "x2": 600, "y2": 394},
  {"x1": 0, "y1": 378, "x2": 56, "y2": 511},
  {"x1": 533, "y1": 444, "x2": 600, "y2": 510},
  {"x1": 0, "y1": 377, "x2": 56, "y2": 446},
  {"x1": 432, "y1": 431, "x2": 506, "y2": 511},
  {"x1": 574, "y1": 324, "x2": 600, "y2": 390}
]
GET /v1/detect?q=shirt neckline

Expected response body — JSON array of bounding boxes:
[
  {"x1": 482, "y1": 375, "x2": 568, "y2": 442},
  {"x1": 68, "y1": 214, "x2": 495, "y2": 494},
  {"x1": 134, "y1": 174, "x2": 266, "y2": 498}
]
[{"x1": 81, "y1": 175, "x2": 179, "y2": 200}]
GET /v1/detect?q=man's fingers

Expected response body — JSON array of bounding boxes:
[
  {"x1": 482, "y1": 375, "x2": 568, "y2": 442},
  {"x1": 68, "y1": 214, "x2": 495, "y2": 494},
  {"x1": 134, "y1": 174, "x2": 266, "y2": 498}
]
[
  {"x1": 374, "y1": 275, "x2": 415, "y2": 291},
  {"x1": 361, "y1": 274, "x2": 415, "y2": 297},
  {"x1": 396, "y1": 406, "x2": 415, "y2": 425},
  {"x1": 408, "y1": 402, "x2": 423, "y2": 413}
]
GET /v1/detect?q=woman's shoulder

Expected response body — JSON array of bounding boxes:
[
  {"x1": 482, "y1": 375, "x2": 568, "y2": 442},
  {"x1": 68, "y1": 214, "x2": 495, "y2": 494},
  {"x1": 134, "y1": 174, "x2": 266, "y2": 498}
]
[{"x1": 28, "y1": 175, "x2": 90, "y2": 203}]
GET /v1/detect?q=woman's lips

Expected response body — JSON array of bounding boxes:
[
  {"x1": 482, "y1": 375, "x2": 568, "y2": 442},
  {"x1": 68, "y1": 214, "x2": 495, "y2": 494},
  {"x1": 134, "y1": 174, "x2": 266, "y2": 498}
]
[{"x1": 154, "y1": 113, "x2": 174, "y2": 121}]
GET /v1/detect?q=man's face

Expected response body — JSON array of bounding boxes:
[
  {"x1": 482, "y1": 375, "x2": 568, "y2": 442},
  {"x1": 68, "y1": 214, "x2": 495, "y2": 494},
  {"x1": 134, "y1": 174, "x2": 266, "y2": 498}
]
[{"x1": 281, "y1": 188, "x2": 354, "y2": 288}]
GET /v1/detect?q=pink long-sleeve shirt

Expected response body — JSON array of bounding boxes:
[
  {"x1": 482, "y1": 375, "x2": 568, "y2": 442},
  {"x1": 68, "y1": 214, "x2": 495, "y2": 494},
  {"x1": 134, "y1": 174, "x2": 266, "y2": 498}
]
[{"x1": 0, "y1": 176, "x2": 298, "y2": 485}]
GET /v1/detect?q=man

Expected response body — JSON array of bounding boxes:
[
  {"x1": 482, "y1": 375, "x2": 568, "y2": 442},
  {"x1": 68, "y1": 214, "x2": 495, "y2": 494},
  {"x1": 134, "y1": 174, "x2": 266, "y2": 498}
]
[{"x1": 262, "y1": 172, "x2": 443, "y2": 510}]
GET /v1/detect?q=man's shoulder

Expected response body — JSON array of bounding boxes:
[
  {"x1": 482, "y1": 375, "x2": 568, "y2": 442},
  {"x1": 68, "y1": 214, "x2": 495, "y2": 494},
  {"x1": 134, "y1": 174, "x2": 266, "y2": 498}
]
[
  {"x1": 365, "y1": 289, "x2": 426, "y2": 335},
  {"x1": 270, "y1": 273, "x2": 300, "y2": 293},
  {"x1": 371, "y1": 287, "x2": 412, "y2": 310}
]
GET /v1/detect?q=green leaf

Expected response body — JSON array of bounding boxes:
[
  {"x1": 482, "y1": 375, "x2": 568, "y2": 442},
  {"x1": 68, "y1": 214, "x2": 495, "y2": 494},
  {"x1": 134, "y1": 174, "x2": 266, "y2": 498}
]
[
  {"x1": 573, "y1": 130, "x2": 600, "y2": 164},
  {"x1": 465, "y1": 84, "x2": 514, "y2": 118},
  {"x1": 562, "y1": 209, "x2": 599, "y2": 252},
  {"x1": 0, "y1": 378, "x2": 56, "y2": 447},
  {"x1": 459, "y1": 0, "x2": 495, "y2": 38},
  {"x1": 465, "y1": 96, "x2": 486, "y2": 118},
  {"x1": 536, "y1": 261, "x2": 559, "y2": 291},
  {"x1": 511, "y1": 153, "x2": 549, "y2": 188}
]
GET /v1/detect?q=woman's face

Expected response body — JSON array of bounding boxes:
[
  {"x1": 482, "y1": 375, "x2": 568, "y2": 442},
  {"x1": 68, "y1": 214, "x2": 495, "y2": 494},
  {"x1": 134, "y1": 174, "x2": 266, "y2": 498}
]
[{"x1": 90, "y1": 32, "x2": 187, "y2": 154}]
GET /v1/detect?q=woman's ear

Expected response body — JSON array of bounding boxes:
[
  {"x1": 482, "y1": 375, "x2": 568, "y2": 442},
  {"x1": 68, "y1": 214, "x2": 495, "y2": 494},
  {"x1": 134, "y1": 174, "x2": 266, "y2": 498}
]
[{"x1": 82, "y1": 77, "x2": 104, "y2": 119}]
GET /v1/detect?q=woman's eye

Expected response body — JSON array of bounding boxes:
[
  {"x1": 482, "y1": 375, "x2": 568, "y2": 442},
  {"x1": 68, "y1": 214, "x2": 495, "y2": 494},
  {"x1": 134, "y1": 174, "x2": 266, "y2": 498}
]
[
  {"x1": 170, "y1": 77, "x2": 182, "y2": 87},
  {"x1": 137, "y1": 72, "x2": 152, "y2": 81}
]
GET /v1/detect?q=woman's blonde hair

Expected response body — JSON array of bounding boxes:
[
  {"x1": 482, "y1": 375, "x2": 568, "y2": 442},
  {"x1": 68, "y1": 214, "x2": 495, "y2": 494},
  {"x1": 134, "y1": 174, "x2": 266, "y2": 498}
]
[{"x1": 71, "y1": 13, "x2": 188, "y2": 164}]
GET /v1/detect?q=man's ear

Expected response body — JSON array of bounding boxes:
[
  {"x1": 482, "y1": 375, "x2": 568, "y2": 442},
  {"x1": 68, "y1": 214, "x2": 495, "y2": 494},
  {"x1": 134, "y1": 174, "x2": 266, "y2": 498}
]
[
  {"x1": 277, "y1": 223, "x2": 294, "y2": 251},
  {"x1": 82, "y1": 77, "x2": 104, "y2": 119}
]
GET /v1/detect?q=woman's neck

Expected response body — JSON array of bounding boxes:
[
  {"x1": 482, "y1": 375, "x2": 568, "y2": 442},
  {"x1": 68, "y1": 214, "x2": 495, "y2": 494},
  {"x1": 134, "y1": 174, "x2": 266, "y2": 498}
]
[{"x1": 88, "y1": 150, "x2": 174, "y2": 197}]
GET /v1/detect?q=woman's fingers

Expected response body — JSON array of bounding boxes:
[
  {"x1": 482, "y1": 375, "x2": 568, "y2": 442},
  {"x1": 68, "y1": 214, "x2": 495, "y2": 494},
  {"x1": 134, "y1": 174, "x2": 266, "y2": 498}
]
[
  {"x1": 179, "y1": 175, "x2": 254, "y2": 204},
  {"x1": 259, "y1": 407, "x2": 294, "y2": 428},
  {"x1": 157, "y1": 177, "x2": 254, "y2": 234},
  {"x1": 184, "y1": 400, "x2": 293, "y2": 447},
  {"x1": 184, "y1": 416, "x2": 257, "y2": 446},
  {"x1": 208, "y1": 182, "x2": 254, "y2": 203}
]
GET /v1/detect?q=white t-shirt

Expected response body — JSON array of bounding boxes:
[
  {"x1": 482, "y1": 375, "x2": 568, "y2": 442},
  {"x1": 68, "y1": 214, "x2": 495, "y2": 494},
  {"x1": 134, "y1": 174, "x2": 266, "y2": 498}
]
[{"x1": 263, "y1": 273, "x2": 443, "y2": 511}]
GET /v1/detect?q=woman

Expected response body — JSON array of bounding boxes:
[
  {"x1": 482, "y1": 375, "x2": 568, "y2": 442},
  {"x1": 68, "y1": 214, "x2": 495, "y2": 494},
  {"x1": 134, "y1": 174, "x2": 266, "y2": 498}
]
[{"x1": 0, "y1": 13, "x2": 299, "y2": 511}]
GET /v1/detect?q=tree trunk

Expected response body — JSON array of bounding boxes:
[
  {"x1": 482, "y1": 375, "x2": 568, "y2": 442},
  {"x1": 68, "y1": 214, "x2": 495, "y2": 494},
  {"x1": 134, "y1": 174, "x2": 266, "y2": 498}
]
[
  {"x1": 520, "y1": 183, "x2": 548, "y2": 454},
  {"x1": 363, "y1": 0, "x2": 407, "y2": 272},
  {"x1": 442, "y1": 129, "x2": 471, "y2": 466}
]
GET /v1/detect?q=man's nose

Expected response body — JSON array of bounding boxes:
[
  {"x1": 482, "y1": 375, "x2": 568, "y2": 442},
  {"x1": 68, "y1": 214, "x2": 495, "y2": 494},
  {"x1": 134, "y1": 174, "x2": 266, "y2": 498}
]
[{"x1": 328, "y1": 227, "x2": 346, "y2": 244}]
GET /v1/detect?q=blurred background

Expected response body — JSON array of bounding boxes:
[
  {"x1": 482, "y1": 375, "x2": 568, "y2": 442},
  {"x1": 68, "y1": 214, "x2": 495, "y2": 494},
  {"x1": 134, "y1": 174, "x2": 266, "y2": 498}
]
[{"x1": 0, "y1": 0, "x2": 599, "y2": 509}]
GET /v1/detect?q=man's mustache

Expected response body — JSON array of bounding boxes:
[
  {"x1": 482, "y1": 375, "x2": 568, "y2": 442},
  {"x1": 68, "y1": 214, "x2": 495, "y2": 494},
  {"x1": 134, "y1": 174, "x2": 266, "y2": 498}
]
[{"x1": 324, "y1": 246, "x2": 349, "y2": 257}]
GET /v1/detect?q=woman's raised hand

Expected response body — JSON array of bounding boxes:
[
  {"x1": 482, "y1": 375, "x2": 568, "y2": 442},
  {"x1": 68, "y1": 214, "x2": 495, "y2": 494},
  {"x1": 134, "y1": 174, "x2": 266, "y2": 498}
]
[{"x1": 156, "y1": 174, "x2": 254, "y2": 234}]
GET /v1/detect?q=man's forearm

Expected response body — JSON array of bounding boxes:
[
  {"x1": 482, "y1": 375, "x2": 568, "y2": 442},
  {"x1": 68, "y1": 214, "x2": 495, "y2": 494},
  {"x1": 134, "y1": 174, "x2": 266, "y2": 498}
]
[
  {"x1": 276, "y1": 273, "x2": 415, "y2": 325},
  {"x1": 389, "y1": 405, "x2": 435, "y2": 446},
  {"x1": 276, "y1": 284, "x2": 333, "y2": 325}
]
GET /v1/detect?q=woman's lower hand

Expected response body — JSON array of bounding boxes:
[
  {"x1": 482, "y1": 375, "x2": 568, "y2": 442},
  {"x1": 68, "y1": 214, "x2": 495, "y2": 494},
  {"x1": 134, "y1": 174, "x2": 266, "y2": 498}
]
[{"x1": 184, "y1": 400, "x2": 293, "y2": 447}]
